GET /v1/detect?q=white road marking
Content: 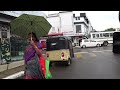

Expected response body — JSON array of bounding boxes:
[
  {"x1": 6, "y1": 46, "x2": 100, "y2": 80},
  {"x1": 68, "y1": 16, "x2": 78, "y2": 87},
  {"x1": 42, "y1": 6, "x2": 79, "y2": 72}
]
[
  {"x1": 74, "y1": 52, "x2": 88, "y2": 54},
  {"x1": 103, "y1": 50, "x2": 112, "y2": 52},
  {"x1": 3, "y1": 71, "x2": 24, "y2": 79},
  {"x1": 92, "y1": 51, "x2": 103, "y2": 53}
]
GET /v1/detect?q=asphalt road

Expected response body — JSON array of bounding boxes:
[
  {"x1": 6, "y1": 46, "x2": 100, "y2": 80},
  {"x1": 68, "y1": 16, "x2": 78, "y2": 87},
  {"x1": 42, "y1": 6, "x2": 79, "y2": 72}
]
[
  {"x1": 49, "y1": 44, "x2": 120, "y2": 79},
  {"x1": 18, "y1": 44, "x2": 120, "y2": 79}
]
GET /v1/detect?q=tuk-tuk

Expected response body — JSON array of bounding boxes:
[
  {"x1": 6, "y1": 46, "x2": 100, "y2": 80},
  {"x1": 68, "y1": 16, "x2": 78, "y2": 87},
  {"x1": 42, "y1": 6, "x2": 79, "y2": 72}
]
[{"x1": 46, "y1": 36, "x2": 74, "y2": 66}]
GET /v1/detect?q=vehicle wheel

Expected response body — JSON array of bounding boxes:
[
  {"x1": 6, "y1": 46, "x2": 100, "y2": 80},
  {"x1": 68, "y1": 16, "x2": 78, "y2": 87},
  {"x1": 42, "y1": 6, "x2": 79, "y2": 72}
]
[
  {"x1": 82, "y1": 45, "x2": 86, "y2": 48},
  {"x1": 65, "y1": 58, "x2": 71, "y2": 66},
  {"x1": 96, "y1": 44, "x2": 100, "y2": 47},
  {"x1": 49, "y1": 62, "x2": 53, "y2": 67},
  {"x1": 72, "y1": 53, "x2": 74, "y2": 58},
  {"x1": 103, "y1": 41, "x2": 108, "y2": 46}
]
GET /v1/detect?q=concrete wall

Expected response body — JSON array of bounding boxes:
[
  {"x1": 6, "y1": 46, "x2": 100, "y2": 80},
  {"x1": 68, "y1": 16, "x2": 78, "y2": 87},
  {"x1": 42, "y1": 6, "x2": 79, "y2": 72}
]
[
  {"x1": 47, "y1": 12, "x2": 74, "y2": 35},
  {"x1": 47, "y1": 16, "x2": 60, "y2": 34},
  {"x1": 59, "y1": 12, "x2": 74, "y2": 33}
]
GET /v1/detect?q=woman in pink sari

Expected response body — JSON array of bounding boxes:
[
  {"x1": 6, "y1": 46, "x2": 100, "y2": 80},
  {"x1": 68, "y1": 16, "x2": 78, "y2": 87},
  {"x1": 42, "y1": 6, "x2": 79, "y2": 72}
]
[{"x1": 24, "y1": 32, "x2": 45, "y2": 79}]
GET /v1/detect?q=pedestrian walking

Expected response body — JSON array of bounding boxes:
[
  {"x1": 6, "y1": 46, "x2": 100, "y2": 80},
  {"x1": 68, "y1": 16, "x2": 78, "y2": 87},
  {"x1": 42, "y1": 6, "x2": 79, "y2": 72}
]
[{"x1": 24, "y1": 32, "x2": 45, "y2": 79}]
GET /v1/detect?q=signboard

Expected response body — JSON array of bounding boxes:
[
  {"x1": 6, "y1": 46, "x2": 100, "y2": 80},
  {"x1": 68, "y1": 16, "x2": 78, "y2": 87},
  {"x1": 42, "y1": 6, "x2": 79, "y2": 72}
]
[{"x1": 63, "y1": 31, "x2": 84, "y2": 36}]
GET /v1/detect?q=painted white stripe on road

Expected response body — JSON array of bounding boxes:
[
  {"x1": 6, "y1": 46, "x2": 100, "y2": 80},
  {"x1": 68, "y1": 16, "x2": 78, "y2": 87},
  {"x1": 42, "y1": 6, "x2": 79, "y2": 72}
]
[
  {"x1": 92, "y1": 51, "x2": 103, "y2": 53},
  {"x1": 103, "y1": 50, "x2": 112, "y2": 52},
  {"x1": 74, "y1": 52, "x2": 88, "y2": 54},
  {"x1": 3, "y1": 71, "x2": 24, "y2": 79}
]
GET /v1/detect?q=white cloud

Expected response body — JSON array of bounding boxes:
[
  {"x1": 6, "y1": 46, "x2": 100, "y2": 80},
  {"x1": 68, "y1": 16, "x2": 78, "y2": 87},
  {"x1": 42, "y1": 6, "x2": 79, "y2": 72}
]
[{"x1": 42, "y1": 11, "x2": 120, "y2": 31}]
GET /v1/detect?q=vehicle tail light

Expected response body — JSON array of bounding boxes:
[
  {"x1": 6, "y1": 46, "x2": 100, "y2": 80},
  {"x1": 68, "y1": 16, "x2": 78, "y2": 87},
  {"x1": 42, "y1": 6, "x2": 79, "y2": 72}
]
[
  {"x1": 61, "y1": 52, "x2": 64, "y2": 57},
  {"x1": 47, "y1": 53, "x2": 49, "y2": 58}
]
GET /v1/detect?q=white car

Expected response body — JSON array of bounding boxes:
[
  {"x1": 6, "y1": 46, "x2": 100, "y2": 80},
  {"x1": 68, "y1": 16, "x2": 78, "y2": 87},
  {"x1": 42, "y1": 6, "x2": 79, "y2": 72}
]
[{"x1": 80, "y1": 39, "x2": 102, "y2": 48}]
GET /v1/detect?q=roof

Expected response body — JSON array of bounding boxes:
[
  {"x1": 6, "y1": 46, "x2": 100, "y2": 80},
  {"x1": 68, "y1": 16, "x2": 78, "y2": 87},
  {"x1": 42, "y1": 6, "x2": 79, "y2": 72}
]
[
  {"x1": 0, "y1": 13, "x2": 16, "y2": 23},
  {"x1": 47, "y1": 36, "x2": 71, "y2": 40},
  {"x1": 0, "y1": 13, "x2": 17, "y2": 19}
]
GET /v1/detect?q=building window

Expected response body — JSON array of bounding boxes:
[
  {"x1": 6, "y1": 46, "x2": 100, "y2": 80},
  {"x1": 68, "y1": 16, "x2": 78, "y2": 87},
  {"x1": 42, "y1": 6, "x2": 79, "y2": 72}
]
[
  {"x1": 76, "y1": 25, "x2": 81, "y2": 33},
  {"x1": 93, "y1": 34, "x2": 95, "y2": 38},
  {"x1": 78, "y1": 17, "x2": 80, "y2": 20},
  {"x1": 96, "y1": 34, "x2": 99, "y2": 38},
  {"x1": 103, "y1": 33, "x2": 106, "y2": 37},
  {"x1": 106, "y1": 33, "x2": 109, "y2": 37},
  {"x1": 76, "y1": 17, "x2": 77, "y2": 20},
  {"x1": 110, "y1": 33, "x2": 113, "y2": 37},
  {"x1": 100, "y1": 34, "x2": 102, "y2": 37},
  {"x1": 84, "y1": 40, "x2": 89, "y2": 42},
  {"x1": 103, "y1": 33, "x2": 109, "y2": 37}
]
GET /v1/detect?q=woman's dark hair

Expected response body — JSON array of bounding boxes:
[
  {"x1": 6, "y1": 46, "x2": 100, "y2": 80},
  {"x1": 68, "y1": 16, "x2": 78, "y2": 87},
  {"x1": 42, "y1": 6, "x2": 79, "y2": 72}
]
[{"x1": 28, "y1": 32, "x2": 39, "y2": 42}]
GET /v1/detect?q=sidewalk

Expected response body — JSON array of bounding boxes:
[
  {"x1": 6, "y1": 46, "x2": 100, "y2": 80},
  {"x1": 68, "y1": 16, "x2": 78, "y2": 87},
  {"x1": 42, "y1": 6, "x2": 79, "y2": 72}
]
[{"x1": 0, "y1": 65, "x2": 25, "y2": 79}]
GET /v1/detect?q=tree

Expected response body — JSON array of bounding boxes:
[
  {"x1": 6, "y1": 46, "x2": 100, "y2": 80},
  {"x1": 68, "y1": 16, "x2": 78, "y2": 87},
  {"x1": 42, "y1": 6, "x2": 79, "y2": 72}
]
[{"x1": 103, "y1": 28, "x2": 116, "y2": 32}]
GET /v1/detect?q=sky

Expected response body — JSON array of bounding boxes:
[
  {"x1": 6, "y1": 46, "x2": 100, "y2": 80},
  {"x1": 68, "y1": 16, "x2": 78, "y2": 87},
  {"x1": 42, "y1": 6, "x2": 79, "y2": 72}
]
[{"x1": 42, "y1": 11, "x2": 120, "y2": 31}]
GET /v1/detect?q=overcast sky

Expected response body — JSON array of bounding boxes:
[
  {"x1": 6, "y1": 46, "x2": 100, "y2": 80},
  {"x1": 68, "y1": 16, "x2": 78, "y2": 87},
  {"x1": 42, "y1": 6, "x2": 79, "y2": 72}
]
[{"x1": 42, "y1": 11, "x2": 120, "y2": 31}]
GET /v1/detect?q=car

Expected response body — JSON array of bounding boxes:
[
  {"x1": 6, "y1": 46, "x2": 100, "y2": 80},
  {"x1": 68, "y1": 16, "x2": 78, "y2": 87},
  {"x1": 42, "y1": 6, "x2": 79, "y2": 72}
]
[{"x1": 80, "y1": 39, "x2": 103, "y2": 48}]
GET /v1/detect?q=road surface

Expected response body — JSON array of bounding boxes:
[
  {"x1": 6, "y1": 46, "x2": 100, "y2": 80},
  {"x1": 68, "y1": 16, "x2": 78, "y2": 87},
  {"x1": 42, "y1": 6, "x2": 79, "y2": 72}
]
[{"x1": 18, "y1": 44, "x2": 120, "y2": 79}]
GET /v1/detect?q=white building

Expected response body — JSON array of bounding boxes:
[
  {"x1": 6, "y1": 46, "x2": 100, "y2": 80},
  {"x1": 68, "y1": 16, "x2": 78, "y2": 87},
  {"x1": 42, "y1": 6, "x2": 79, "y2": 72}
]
[
  {"x1": 47, "y1": 11, "x2": 94, "y2": 46},
  {"x1": 47, "y1": 11, "x2": 74, "y2": 35},
  {"x1": 73, "y1": 13, "x2": 94, "y2": 37}
]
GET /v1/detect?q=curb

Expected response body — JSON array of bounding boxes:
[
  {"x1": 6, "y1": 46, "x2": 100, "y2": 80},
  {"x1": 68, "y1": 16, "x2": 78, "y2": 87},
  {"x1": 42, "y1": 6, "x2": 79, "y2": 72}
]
[{"x1": 3, "y1": 71, "x2": 24, "y2": 79}]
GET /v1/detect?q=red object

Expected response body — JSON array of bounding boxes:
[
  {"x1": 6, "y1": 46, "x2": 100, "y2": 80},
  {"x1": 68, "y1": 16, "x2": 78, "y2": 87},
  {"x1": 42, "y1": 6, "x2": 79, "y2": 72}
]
[
  {"x1": 61, "y1": 52, "x2": 64, "y2": 57},
  {"x1": 47, "y1": 53, "x2": 49, "y2": 58},
  {"x1": 40, "y1": 40, "x2": 46, "y2": 48},
  {"x1": 39, "y1": 55, "x2": 46, "y2": 77},
  {"x1": 48, "y1": 32, "x2": 63, "y2": 36}
]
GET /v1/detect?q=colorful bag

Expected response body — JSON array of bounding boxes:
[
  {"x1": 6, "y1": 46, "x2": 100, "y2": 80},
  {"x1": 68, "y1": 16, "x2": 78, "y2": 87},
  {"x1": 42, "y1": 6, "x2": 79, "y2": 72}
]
[
  {"x1": 39, "y1": 55, "x2": 52, "y2": 79},
  {"x1": 45, "y1": 58, "x2": 52, "y2": 79}
]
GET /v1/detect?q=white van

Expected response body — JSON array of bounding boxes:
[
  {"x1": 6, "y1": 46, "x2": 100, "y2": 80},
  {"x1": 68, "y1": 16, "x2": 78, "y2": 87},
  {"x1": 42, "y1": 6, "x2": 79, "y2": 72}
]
[{"x1": 80, "y1": 39, "x2": 103, "y2": 48}]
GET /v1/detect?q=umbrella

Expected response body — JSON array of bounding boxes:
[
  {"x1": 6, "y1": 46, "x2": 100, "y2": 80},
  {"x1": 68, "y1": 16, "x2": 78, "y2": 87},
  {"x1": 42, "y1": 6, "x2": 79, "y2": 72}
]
[{"x1": 10, "y1": 14, "x2": 52, "y2": 39}]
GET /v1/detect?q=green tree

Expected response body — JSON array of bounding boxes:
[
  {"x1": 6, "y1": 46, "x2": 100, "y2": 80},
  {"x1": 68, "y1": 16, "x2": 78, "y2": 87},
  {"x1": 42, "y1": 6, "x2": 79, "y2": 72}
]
[{"x1": 104, "y1": 28, "x2": 116, "y2": 32}]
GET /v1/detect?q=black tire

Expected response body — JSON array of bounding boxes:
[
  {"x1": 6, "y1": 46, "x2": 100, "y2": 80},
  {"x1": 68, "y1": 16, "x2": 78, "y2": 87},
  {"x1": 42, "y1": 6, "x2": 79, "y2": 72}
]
[
  {"x1": 96, "y1": 44, "x2": 100, "y2": 47},
  {"x1": 82, "y1": 45, "x2": 86, "y2": 48},
  {"x1": 72, "y1": 53, "x2": 75, "y2": 58},
  {"x1": 65, "y1": 58, "x2": 71, "y2": 66},
  {"x1": 103, "y1": 41, "x2": 108, "y2": 46}
]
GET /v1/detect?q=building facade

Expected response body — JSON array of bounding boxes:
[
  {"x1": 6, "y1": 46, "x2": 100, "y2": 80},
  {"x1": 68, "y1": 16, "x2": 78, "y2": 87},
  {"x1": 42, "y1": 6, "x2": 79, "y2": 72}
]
[
  {"x1": 47, "y1": 11, "x2": 74, "y2": 35},
  {"x1": 0, "y1": 11, "x2": 47, "y2": 64},
  {"x1": 47, "y1": 11, "x2": 94, "y2": 46}
]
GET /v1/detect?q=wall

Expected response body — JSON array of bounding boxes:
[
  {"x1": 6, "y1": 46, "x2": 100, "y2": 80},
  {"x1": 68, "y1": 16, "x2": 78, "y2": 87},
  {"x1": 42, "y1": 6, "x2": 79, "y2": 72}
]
[
  {"x1": 47, "y1": 16, "x2": 60, "y2": 34},
  {"x1": 59, "y1": 12, "x2": 74, "y2": 33}
]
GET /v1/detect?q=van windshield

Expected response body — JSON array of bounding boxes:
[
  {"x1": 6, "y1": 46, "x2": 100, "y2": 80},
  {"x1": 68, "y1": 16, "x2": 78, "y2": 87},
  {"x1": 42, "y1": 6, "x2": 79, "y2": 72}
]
[{"x1": 46, "y1": 37, "x2": 68, "y2": 51}]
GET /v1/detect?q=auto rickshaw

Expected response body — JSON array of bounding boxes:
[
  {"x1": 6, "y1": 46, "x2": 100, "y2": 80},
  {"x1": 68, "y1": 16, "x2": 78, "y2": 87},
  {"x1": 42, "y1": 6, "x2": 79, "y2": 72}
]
[{"x1": 46, "y1": 36, "x2": 74, "y2": 66}]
